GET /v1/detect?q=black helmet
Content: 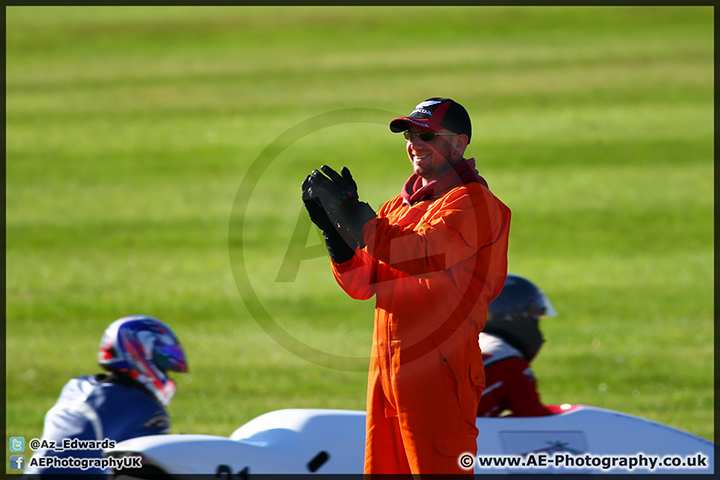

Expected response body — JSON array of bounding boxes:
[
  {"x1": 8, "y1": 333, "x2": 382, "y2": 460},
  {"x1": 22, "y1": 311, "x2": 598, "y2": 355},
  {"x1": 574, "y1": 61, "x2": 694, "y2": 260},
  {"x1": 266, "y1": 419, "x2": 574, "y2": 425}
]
[{"x1": 483, "y1": 274, "x2": 557, "y2": 361}]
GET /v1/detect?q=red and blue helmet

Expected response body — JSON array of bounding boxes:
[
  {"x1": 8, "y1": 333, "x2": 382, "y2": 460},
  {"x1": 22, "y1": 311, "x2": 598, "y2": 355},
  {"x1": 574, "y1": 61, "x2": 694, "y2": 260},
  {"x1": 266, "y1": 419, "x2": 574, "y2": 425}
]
[{"x1": 98, "y1": 315, "x2": 188, "y2": 406}]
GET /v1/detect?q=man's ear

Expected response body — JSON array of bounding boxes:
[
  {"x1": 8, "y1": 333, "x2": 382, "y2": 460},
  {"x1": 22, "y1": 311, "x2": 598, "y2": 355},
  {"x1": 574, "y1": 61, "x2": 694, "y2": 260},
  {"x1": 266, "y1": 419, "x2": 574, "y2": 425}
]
[{"x1": 454, "y1": 134, "x2": 469, "y2": 154}]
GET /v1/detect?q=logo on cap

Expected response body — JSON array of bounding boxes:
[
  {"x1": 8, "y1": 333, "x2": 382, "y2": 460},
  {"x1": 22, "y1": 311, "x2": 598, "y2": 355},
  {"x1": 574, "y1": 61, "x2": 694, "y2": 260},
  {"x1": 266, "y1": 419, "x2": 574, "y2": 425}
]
[{"x1": 411, "y1": 100, "x2": 443, "y2": 117}]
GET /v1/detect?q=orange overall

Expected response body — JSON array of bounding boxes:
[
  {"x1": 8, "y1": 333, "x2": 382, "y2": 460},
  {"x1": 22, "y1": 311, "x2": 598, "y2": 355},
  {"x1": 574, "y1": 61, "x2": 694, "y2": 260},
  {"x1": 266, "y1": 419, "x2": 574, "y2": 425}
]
[{"x1": 332, "y1": 176, "x2": 511, "y2": 475}]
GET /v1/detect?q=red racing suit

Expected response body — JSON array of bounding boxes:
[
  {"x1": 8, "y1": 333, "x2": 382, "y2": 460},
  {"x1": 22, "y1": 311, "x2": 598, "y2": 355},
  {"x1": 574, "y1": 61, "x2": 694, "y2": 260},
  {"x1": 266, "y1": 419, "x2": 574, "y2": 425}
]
[
  {"x1": 331, "y1": 158, "x2": 511, "y2": 474},
  {"x1": 477, "y1": 333, "x2": 553, "y2": 417}
]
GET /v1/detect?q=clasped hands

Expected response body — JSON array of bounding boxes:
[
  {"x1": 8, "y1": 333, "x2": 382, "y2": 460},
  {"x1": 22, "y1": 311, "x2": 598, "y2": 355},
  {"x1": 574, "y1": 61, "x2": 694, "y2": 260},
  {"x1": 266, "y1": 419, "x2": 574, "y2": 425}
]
[{"x1": 302, "y1": 165, "x2": 376, "y2": 253}]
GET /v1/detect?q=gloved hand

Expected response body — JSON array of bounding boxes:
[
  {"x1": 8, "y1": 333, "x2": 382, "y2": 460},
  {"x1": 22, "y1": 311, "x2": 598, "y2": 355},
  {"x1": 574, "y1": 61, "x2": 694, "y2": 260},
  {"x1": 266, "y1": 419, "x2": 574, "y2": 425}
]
[
  {"x1": 307, "y1": 165, "x2": 376, "y2": 247},
  {"x1": 301, "y1": 174, "x2": 356, "y2": 264},
  {"x1": 302, "y1": 175, "x2": 335, "y2": 232}
]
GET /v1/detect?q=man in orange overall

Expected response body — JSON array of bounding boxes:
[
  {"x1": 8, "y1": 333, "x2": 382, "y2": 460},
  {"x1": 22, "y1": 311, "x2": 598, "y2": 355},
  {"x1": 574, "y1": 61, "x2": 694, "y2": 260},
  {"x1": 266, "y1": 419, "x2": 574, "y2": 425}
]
[{"x1": 303, "y1": 98, "x2": 511, "y2": 475}]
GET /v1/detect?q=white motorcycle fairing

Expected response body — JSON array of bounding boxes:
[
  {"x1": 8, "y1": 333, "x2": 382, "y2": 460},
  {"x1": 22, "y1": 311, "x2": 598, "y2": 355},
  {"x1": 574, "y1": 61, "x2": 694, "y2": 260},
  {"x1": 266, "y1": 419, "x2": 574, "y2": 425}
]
[{"x1": 105, "y1": 405, "x2": 715, "y2": 476}]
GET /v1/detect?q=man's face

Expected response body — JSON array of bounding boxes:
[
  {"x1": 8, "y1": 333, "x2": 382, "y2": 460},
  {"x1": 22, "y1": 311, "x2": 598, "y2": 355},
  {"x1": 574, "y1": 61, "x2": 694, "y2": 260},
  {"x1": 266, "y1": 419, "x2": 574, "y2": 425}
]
[{"x1": 405, "y1": 127, "x2": 459, "y2": 184}]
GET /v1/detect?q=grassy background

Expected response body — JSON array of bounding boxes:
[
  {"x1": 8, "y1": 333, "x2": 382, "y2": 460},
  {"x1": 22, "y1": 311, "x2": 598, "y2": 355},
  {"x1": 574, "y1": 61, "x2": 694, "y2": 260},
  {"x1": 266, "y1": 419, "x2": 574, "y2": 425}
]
[{"x1": 6, "y1": 6, "x2": 714, "y2": 471}]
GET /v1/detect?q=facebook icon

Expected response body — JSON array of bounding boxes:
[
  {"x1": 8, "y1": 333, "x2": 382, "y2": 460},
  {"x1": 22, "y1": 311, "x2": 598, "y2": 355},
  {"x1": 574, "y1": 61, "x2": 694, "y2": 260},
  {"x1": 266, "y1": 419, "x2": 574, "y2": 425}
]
[{"x1": 10, "y1": 455, "x2": 25, "y2": 470}]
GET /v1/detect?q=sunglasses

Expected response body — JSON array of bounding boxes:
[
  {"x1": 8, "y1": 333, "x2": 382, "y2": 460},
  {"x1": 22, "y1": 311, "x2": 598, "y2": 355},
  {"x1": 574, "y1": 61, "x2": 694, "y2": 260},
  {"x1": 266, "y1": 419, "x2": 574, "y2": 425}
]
[{"x1": 403, "y1": 131, "x2": 457, "y2": 142}]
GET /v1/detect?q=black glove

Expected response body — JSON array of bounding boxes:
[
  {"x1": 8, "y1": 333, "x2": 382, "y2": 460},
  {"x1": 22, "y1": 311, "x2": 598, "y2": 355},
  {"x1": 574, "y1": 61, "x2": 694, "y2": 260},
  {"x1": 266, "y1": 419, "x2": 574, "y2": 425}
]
[
  {"x1": 307, "y1": 165, "x2": 376, "y2": 247},
  {"x1": 302, "y1": 175, "x2": 335, "y2": 232},
  {"x1": 301, "y1": 174, "x2": 356, "y2": 263}
]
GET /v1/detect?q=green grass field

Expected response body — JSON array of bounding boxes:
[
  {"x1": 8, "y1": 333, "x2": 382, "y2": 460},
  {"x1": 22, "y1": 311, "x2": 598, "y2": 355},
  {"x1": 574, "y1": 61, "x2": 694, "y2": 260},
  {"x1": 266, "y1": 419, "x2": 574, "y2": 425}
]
[{"x1": 6, "y1": 6, "x2": 714, "y2": 472}]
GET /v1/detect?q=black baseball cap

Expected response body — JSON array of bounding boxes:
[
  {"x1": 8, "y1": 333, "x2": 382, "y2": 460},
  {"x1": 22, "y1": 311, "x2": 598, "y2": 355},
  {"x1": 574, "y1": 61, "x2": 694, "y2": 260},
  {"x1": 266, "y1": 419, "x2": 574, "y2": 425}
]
[{"x1": 390, "y1": 97, "x2": 472, "y2": 143}]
